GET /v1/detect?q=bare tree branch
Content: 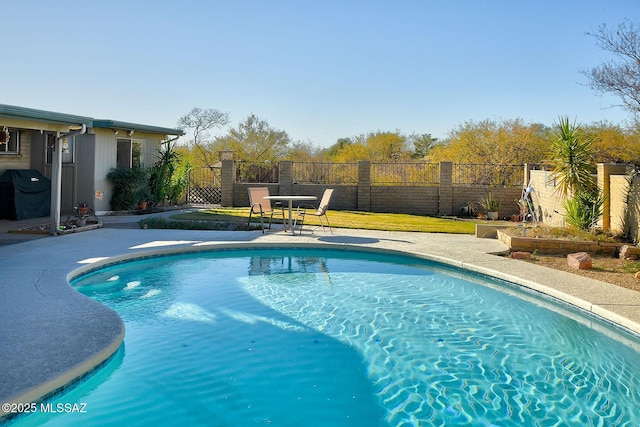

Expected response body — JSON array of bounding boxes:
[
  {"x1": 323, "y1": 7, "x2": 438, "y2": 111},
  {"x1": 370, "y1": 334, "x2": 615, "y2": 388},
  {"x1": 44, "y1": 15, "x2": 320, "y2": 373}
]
[{"x1": 584, "y1": 20, "x2": 640, "y2": 116}]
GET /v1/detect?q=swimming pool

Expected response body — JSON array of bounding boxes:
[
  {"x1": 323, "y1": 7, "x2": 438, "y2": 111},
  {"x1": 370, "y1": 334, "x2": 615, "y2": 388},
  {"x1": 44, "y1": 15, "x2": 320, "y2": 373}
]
[{"x1": 8, "y1": 247, "x2": 640, "y2": 426}]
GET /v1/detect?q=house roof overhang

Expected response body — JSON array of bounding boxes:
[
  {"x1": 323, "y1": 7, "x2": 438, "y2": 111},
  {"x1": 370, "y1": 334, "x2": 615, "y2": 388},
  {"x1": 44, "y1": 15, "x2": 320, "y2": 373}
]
[
  {"x1": 0, "y1": 104, "x2": 92, "y2": 126},
  {"x1": 0, "y1": 104, "x2": 185, "y2": 136},
  {"x1": 92, "y1": 120, "x2": 184, "y2": 136}
]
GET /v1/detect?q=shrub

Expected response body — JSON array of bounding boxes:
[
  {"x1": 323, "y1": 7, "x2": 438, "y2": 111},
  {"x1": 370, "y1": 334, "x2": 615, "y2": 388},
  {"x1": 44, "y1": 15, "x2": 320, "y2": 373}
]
[
  {"x1": 563, "y1": 189, "x2": 605, "y2": 231},
  {"x1": 148, "y1": 142, "x2": 189, "y2": 205},
  {"x1": 106, "y1": 167, "x2": 150, "y2": 211}
]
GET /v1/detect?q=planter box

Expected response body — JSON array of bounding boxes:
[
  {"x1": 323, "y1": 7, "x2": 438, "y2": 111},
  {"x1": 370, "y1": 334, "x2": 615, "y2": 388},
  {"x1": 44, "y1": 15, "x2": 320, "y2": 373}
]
[{"x1": 497, "y1": 230, "x2": 626, "y2": 255}]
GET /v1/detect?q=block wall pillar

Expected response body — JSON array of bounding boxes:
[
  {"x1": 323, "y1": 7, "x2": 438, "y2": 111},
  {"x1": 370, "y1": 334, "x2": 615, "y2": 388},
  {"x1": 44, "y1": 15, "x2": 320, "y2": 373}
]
[
  {"x1": 357, "y1": 160, "x2": 371, "y2": 211},
  {"x1": 439, "y1": 162, "x2": 453, "y2": 216},
  {"x1": 279, "y1": 161, "x2": 292, "y2": 195},
  {"x1": 597, "y1": 163, "x2": 628, "y2": 231},
  {"x1": 221, "y1": 160, "x2": 236, "y2": 207}
]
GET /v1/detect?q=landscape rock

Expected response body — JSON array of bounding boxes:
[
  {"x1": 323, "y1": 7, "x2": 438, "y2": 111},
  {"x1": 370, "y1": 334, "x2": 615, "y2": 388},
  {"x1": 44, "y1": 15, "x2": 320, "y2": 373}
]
[
  {"x1": 567, "y1": 252, "x2": 592, "y2": 270},
  {"x1": 619, "y1": 245, "x2": 640, "y2": 260},
  {"x1": 510, "y1": 251, "x2": 531, "y2": 259}
]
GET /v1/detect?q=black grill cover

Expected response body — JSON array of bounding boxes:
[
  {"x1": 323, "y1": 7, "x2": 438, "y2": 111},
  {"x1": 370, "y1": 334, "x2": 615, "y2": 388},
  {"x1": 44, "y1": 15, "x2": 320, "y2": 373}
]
[{"x1": 0, "y1": 169, "x2": 51, "y2": 220}]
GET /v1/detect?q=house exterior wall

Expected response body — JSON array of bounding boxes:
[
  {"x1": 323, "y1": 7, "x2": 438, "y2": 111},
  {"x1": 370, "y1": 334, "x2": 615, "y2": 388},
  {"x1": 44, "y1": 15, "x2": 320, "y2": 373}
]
[
  {"x1": 0, "y1": 130, "x2": 31, "y2": 172},
  {"x1": 0, "y1": 120, "x2": 76, "y2": 213},
  {"x1": 0, "y1": 120, "x2": 56, "y2": 173},
  {"x1": 76, "y1": 133, "x2": 97, "y2": 211},
  {"x1": 92, "y1": 129, "x2": 165, "y2": 212},
  {"x1": 29, "y1": 130, "x2": 46, "y2": 172},
  {"x1": 93, "y1": 129, "x2": 117, "y2": 212},
  {"x1": 0, "y1": 117, "x2": 172, "y2": 214}
]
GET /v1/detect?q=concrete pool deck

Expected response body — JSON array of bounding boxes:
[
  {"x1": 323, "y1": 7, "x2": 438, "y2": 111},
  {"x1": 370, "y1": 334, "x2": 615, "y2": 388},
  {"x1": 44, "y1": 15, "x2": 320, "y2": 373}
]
[{"x1": 2, "y1": 212, "x2": 640, "y2": 417}]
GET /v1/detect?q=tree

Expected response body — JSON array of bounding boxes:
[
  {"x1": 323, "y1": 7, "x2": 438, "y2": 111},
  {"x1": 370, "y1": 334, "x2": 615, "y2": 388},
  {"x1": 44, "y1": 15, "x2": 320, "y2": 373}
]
[
  {"x1": 329, "y1": 138, "x2": 368, "y2": 162},
  {"x1": 410, "y1": 133, "x2": 438, "y2": 159},
  {"x1": 176, "y1": 107, "x2": 230, "y2": 166},
  {"x1": 214, "y1": 114, "x2": 291, "y2": 162},
  {"x1": 584, "y1": 120, "x2": 640, "y2": 163},
  {"x1": 325, "y1": 138, "x2": 353, "y2": 159},
  {"x1": 585, "y1": 20, "x2": 640, "y2": 116},
  {"x1": 326, "y1": 131, "x2": 412, "y2": 162},
  {"x1": 427, "y1": 118, "x2": 549, "y2": 165},
  {"x1": 286, "y1": 141, "x2": 324, "y2": 161}
]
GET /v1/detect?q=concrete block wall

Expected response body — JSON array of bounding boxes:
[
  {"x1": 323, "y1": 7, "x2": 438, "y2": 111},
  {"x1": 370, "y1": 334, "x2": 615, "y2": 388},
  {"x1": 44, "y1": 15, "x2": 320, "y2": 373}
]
[
  {"x1": 628, "y1": 175, "x2": 640, "y2": 243},
  {"x1": 225, "y1": 160, "x2": 524, "y2": 217},
  {"x1": 370, "y1": 186, "x2": 439, "y2": 215},
  {"x1": 234, "y1": 183, "x2": 281, "y2": 208},
  {"x1": 610, "y1": 175, "x2": 629, "y2": 235},
  {"x1": 529, "y1": 165, "x2": 636, "y2": 234},
  {"x1": 220, "y1": 161, "x2": 640, "y2": 238},
  {"x1": 528, "y1": 170, "x2": 566, "y2": 226},
  {"x1": 452, "y1": 186, "x2": 522, "y2": 218},
  {"x1": 294, "y1": 184, "x2": 357, "y2": 210}
]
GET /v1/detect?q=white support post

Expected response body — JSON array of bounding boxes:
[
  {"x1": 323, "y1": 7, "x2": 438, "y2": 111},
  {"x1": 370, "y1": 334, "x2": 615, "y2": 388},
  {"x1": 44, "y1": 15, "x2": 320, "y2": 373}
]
[{"x1": 50, "y1": 132, "x2": 62, "y2": 236}]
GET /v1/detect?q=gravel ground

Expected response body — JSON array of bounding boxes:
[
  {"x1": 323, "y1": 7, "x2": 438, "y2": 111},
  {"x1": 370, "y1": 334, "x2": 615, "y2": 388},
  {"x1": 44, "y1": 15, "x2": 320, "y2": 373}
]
[{"x1": 521, "y1": 254, "x2": 640, "y2": 292}]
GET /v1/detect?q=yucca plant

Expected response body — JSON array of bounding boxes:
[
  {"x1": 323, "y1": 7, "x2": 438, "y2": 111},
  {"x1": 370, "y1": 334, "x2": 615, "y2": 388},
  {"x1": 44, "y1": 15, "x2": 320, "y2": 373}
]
[
  {"x1": 563, "y1": 188, "x2": 605, "y2": 231},
  {"x1": 548, "y1": 116, "x2": 596, "y2": 196},
  {"x1": 149, "y1": 141, "x2": 184, "y2": 205}
]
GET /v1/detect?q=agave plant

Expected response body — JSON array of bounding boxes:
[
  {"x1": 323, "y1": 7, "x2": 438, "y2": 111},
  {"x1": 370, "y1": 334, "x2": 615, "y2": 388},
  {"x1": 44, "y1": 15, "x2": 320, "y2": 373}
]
[{"x1": 548, "y1": 116, "x2": 596, "y2": 196}]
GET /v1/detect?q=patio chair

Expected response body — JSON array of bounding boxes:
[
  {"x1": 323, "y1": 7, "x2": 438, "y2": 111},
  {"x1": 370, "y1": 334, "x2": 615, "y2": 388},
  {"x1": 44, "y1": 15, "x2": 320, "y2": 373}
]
[
  {"x1": 293, "y1": 188, "x2": 334, "y2": 235},
  {"x1": 248, "y1": 187, "x2": 284, "y2": 233}
]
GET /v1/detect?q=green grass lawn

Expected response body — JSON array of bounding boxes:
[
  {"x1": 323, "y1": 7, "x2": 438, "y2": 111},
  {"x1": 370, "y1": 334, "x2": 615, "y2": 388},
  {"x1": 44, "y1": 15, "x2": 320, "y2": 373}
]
[{"x1": 159, "y1": 207, "x2": 477, "y2": 234}]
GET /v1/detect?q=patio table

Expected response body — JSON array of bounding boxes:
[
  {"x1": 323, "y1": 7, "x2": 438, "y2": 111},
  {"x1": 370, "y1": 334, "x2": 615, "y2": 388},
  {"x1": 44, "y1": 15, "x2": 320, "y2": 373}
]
[{"x1": 264, "y1": 195, "x2": 317, "y2": 233}]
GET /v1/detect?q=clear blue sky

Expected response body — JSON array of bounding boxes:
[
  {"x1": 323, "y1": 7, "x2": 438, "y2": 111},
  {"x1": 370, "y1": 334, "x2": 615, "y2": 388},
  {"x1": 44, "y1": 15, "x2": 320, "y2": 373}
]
[{"x1": 3, "y1": 1, "x2": 638, "y2": 147}]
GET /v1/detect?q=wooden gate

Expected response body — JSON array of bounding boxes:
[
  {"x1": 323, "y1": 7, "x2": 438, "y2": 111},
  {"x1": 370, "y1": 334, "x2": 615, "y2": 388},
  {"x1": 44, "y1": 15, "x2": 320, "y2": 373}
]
[{"x1": 188, "y1": 166, "x2": 222, "y2": 205}]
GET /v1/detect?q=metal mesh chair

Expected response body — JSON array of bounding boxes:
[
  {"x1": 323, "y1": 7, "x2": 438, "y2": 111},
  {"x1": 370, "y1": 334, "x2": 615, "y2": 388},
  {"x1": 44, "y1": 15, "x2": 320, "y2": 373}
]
[
  {"x1": 293, "y1": 188, "x2": 334, "y2": 235},
  {"x1": 248, "y1": 187, "x2": 284, "y2": 233}
]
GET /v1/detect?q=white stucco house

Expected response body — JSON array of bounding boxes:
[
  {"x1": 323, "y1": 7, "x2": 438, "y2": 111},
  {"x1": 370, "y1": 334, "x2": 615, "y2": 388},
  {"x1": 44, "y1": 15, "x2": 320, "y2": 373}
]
[{"x1": 0, "y1": 104, "x2": 184, "y2": 233}]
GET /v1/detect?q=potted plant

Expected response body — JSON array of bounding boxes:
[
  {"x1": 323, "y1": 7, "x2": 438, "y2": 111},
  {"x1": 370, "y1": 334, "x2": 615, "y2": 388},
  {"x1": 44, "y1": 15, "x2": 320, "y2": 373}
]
[
  {"x1": 78, "y1": 201, "x2": 89, "y2": 216},
  {"x1": 137, "y1": 187, "x2": 153, "y2": 210},
  {"x1": 459, "y1": 201, "x2": 478, "y2": 217},
  {"x1": 479, "y1": 193, "x2": 501, "y2": 220}
]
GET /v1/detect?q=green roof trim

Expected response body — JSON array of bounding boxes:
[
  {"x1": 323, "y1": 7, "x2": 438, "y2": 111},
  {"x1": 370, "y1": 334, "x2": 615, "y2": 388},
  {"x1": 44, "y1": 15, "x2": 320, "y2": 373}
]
[
  {"x1": 0, "y1": 104, "x2": 92, "y2": 126},
  {"x1": 0, "y1": 103, "x2": 184, "y2": 136},
  {"x1": 92, "y1": 120, "x2": 184, "y2": 136}
]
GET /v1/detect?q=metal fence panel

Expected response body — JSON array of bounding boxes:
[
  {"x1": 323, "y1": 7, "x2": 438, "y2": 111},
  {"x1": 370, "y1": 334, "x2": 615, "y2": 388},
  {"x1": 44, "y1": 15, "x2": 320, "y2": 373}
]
[
  {"x1": 236, "y1": 161, "x2": 279, "y2": 183},
  {"x1": 371, "y1": 162, "x2": 439, "y2": 185},
  {"x1": 293, "y1": 162, "x2": 358, "y2": 184},
  {"x1": 452, "y1": 164, "x2": 523, "y2": 186},
  {"x1": 188, "y1": 166, "x2": 222, "y2": 204}
]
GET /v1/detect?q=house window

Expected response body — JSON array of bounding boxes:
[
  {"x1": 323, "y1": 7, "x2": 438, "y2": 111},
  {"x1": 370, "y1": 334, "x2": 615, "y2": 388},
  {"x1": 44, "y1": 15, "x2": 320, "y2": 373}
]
[
  {"x1": 45, "y1": 133, "x2": 75, "y2": 164},
  {"x1": 0, "y1": 129, "x2": 20, "y2": 154},
  {"x1": 117, "y1": 138, "x2": 145, "y2": 169}
]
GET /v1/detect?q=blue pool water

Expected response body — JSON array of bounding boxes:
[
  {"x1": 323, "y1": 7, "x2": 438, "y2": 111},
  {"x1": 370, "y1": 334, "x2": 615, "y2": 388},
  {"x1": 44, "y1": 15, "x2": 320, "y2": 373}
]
[{"x1": 7, "y1": 248, "x2": 640, "y2": 426}]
